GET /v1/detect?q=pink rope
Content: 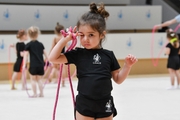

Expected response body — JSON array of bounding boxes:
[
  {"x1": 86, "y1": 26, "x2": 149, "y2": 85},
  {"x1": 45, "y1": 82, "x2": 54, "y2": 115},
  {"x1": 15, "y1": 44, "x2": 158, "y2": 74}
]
[
  {"x1": 52, "y1": 64, "x2": 63, "y2": 120},
  {"x1": 174, "y1": 24, "x2": 180, "y2": 32},
  {"x1": 151, "y1": 24, "x2": 180, "y2": 66},
  {"x1": 67, "y1": 65, "x2": 76, "y2": 107},
  {"x1": 151, "y1": 26, "x2": 167, "y2": 66},
  {"x1": 43, "y1": 63, "x2": 53, "y2": 89},
  {"x1": 8, "y1": 46, "x2": 12, "y2": 81},
  {"x1": 22, "y1": 68, "x2": 34, "y2": 98},
  {"x1": 52, "y1": 27, "x2": 77, "y2": 120},
  {"x1": 44, "y1": 60, "x2": 48, "y2": 71}
]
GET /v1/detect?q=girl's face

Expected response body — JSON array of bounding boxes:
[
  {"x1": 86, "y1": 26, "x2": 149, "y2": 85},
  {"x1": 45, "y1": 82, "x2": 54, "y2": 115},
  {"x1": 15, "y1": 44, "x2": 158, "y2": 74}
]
[{"x1": 78, "y1": 25, "x2": 105, "y2": 49}]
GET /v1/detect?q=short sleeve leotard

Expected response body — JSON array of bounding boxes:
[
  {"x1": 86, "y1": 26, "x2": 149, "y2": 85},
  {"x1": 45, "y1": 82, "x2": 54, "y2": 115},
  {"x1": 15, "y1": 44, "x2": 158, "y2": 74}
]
[
  {"x1": 64, "y1": 48, "x2": 120, "y2": 100},
  {"x1": 25, "y1": 40, "x2": 45, "y2": 68},
  {"x1": 166, "y1": 43, "x2": 180, "y2": 70},
  {"x1": 13, "y1": 42, "x2": 25, "y2": 72}
]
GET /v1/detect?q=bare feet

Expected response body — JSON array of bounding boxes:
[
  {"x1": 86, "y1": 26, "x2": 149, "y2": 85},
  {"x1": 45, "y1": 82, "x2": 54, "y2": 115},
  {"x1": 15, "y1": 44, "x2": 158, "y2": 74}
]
[
  {"x1": 38, "y1": 94, "x2": 44, "y2": 97},
  {"x1": 30, "y1": 94, "x2": 37, "y2": 98},
  {"x1": 22, "y1": 87, "x2": 31, "y2": 90},
  {"x1": 11, "y1": 87, "x2": 17, "y2": 90}
]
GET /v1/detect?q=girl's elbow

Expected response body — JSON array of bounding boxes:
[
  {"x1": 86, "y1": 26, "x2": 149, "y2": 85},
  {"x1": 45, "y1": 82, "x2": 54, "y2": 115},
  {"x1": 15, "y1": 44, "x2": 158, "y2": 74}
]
[
  {"x1": 48, "y1": 56, "x2": 55, "y2": 63},
  {"x1": 116, "y1": 81, "x2": 123, "y2": 84},
  {"x1": 114, "y1": 79, "x2": 124, "y2": 84},
  {"x1": 49, "y1": 58, "x2": 54, "y2": 63}
]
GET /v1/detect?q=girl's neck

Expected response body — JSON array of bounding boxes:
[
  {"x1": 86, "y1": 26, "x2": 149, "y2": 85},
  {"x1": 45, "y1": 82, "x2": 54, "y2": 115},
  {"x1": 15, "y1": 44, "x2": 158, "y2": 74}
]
[
  {"x1": 31, "y1": 39, "x2": 37, "y2": 41},
  {"x1": 19, "y1": 39, "x2": 24, "y2": 42},
  {"x1": 57, "y1": 33, "x2": 62, "y2": 37}
]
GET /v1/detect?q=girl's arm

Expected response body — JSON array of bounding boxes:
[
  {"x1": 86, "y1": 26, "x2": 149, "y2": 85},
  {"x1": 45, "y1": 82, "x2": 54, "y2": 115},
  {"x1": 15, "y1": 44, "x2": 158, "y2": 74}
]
[
  {"x1": 20, "y1": 51, "x2": 24, "y2": 57},
  {"x1": 23, "y1": 51, "x2": 29, "y2": 69},
  {"x1": 49, "y1": 34, "x2": 72, "y2": 64},
  {"x1": 43, "y1": 50, "x2": 48, "y2": 61},
  {"x1": 165, "y1": 47, "x2": 170, "y2": 55},
  {"x1": 10, "y1": 43, "x2": 17, "y2": 53},
  {"x1": 155, "y1": 19, "x2": 177, "y2": 30},
  {"x1": 49, "y1": 38, "x2": 56, "y2": 54},
  {"x1": 112, "y1": 54, "x2": 137, "y2": 84}
]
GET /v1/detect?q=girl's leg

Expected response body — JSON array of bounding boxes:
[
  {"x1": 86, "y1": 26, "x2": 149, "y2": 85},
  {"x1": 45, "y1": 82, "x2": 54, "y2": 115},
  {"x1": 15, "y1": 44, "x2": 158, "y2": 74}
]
[
  {"x1": 37, "y1": 75, "x2": 44, "y2": 97},
  {"x1": 49, "y1": 67, "x2": 56, "y2": 83},
  {"x1": 30, "y1": 75, "x2": 37, "y2": 97},
  {"x1": 175, "y1": 70, "x2": 180, "y2": 88},
  {"x1": 76, "y1": 111, "x2": 94, "y2": 120},
  {"x1": 96, "y1": 115, "x2": 113, "y2": 120},
  {"x1": 53, "y1": 68, "x2": 59, "y2": 84},
  {"x1": 43, "y1": 66, "x2": 52, "y2": 82},
  {"x1": 167, "y1": 68, "x2": 175, "y2": 89},
  {"x1": 11, "y1": 72, "x2": 18, "y2": 90},
  {"x1": 21, "y1": 70, "x2": 27, "y2": 90}
]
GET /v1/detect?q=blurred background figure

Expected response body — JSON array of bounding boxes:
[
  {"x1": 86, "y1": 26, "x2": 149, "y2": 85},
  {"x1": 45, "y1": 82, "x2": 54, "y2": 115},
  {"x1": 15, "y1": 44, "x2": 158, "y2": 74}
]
[{"x1": 10, "y1": 29, "x2": 28, "y2": 90}]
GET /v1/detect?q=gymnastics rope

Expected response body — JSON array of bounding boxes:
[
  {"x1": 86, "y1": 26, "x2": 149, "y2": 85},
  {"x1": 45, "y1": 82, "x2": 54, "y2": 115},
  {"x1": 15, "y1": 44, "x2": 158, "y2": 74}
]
[
  {"x1": 22, "y1": 68, "x2": 32, "y2": 98},
  {"x1": 52, "y1": 27, "x2": 77, "y2": 120}
]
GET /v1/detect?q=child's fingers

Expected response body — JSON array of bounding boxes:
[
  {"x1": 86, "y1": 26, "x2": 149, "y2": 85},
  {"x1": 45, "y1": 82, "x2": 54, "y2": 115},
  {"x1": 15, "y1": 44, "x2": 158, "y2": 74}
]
[
  {"x1": 126, "y1": 54, "x2": 138, "y2": 62},
  {"x1": 73, "y1": 26, "x2": 77, "y2": 33}
]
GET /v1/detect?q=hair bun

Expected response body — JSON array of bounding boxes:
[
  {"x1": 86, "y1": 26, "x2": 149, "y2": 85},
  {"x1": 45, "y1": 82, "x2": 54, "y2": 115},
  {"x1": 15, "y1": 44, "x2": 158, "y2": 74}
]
[
  {"x1": 89, "y1": 2, "x2": 109, "y2": 19},
  {"x1": 57, "y1": 22, "x2": 59, "y2": 25},
  {"x1": 98, "y1": 3, "x2": 109, "y2": 19},
  {"x1": 16, "y1": 29, "x2": 25, "y2": 39},
  {"x1": 90, "y1": 3, "x2": 98, "y2": 13}
]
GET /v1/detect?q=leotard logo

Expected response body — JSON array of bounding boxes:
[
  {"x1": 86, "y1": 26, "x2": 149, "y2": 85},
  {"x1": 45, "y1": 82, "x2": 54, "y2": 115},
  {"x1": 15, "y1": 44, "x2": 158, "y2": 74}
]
[
  {"x1": 93, "y1": 53, "x2": 101, "y2": 64},
  {"x1": 105, "y1": 100, "x2": 112, "y2": 112}
]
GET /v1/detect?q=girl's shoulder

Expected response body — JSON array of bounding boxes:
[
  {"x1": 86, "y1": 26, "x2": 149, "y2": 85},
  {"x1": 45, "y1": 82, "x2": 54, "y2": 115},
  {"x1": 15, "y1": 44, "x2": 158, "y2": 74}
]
[
  {"x1": 102, "y1": 48, "x2": 113, "y2": 52},
  {"x1": 98, "y1": 48, "x2": 114, "y2": 55},
  {"x1": 54, "y1": 36, "x2": 62, "y2": 44},
  {"x1": 166, "y1": 42, "x2": 172, "y2": 47}
]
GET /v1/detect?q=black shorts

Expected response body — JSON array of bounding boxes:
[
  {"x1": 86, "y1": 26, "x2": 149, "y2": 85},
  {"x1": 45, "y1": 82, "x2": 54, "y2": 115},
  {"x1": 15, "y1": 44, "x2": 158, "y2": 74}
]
[
  {"x1": 167, "y1": 56, "x2": 180, "y2": 70},
  {"x1": 29, "y1": 67, "x2": 44, "y2": 75},
  {"x1": 75, "y1": 93, "x2": 117, "y2": 119},
  {"x1": 13, "y1": 59, "x2": 23, "y2": 72}
]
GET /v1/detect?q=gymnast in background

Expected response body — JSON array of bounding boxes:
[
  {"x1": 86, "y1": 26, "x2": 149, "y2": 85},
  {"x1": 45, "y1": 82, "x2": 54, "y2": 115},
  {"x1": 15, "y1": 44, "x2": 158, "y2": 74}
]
[
  {"x1": 165, "y1": 29, "x2": 180, "y2": 90},
  {"x1": 10, "y1": 29, "x2": 28, "y2": 90}
]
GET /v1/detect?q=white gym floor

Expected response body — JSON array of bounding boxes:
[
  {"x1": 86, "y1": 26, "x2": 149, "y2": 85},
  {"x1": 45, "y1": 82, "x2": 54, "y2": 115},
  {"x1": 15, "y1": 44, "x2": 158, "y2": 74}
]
[{"x1": 0, "y1": 74, "x2": 180, "y2": 120}]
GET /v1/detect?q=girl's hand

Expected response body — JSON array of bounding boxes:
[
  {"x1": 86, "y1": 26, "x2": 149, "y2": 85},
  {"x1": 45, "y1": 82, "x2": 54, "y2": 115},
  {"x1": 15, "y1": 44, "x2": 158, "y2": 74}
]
[
  {"x1": 10, "y1": 44, "x2": 15, "y2": 47},
  {"x1": 62, "y1": 26, "x2": 78, "y2": 41},
  {"x1": 124, "y1": 54, "x2": 138, "y2": 68},
  {"x1": 154, "y1": 24, "x2": 161, "y2": 30},
  {"x1": 22, "y1": 65, "x2": 26, "y2": 70}
]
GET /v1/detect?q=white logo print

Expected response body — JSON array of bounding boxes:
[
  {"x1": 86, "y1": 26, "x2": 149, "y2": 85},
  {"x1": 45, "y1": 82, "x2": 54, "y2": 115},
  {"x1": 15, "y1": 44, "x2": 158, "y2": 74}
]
[
  {"x1": 93, "y1": 53, "x2": 101, "y2": 64},
  {"x1": 105, "y1": 100, "x2": 112, "y2": 112}
]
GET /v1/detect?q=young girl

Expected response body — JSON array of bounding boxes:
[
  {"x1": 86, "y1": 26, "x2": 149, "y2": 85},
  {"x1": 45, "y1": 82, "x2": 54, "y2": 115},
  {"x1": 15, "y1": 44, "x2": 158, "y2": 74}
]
[
  {"x1": 48, "y1": 22, "x2": 67, "y2": 86},
  {"x1": 23, "y1": 26, "x2": 48, "y2": 97},
  {"x1": 11, "y1": 29, "x2": 28, "y2": 90},
  {"x1": 165, "y1": 29, "x2": 180, "y2": 89},
  {"x1": 49, "y1": 2, "x2": 137, "y2": 120}
]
